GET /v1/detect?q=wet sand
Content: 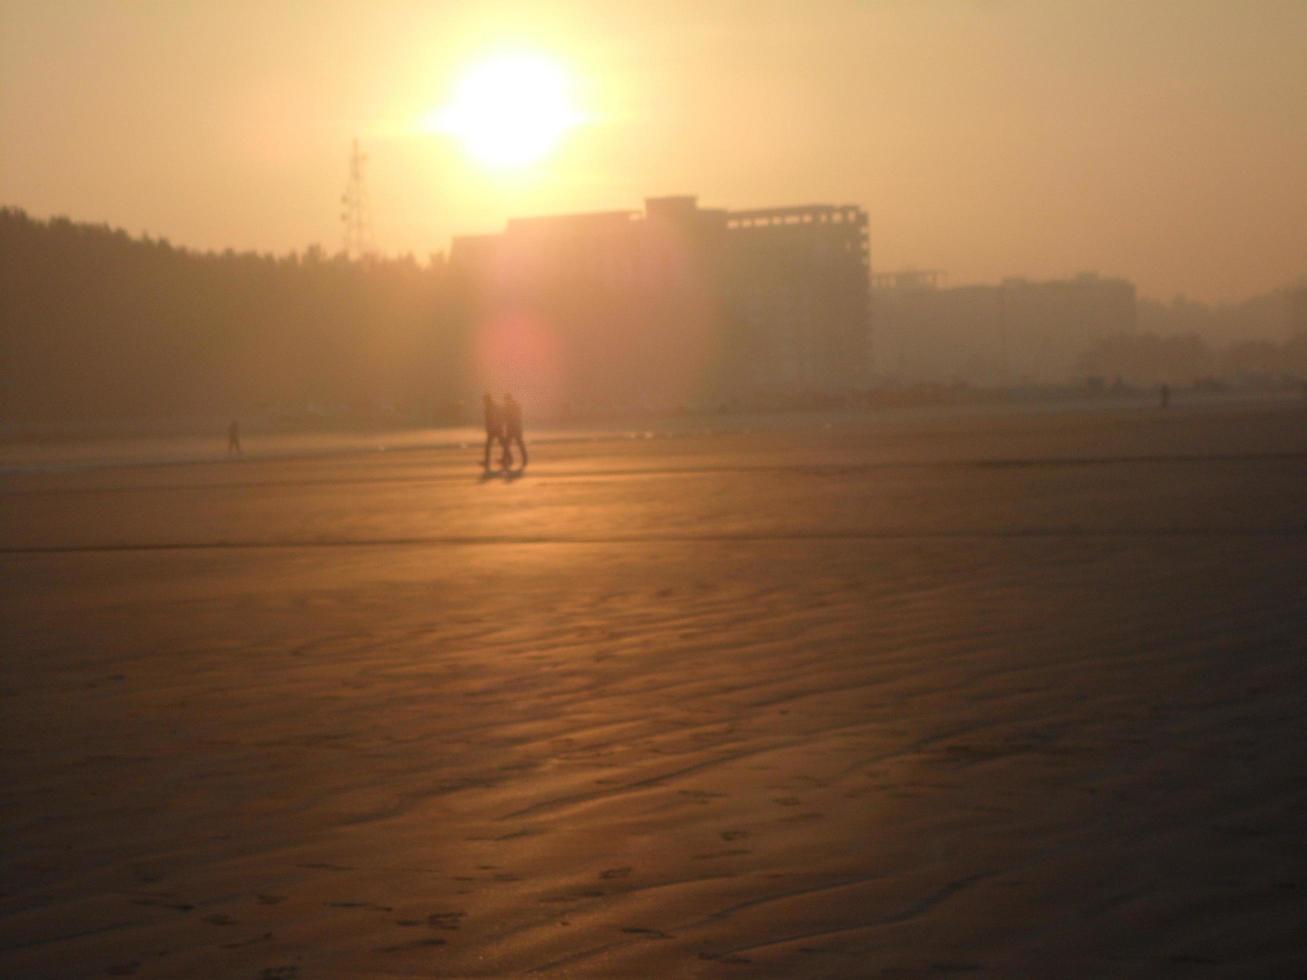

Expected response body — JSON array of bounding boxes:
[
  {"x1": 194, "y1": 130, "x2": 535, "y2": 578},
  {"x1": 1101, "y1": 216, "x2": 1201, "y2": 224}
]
[{"x1": 2, "y1": 401, "x2": 1305, "y2": 978}]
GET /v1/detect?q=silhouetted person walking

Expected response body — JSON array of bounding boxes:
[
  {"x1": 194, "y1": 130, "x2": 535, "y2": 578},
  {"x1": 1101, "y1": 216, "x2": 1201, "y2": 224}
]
[
  {"x1": 482, "y1": 393, "x2": 505, "y2": 469},
  {"x1": 227, "y1": 419, "x2": 242, "y2": 455},
  {"x1": 503, "y1": 393, "x2": 527, "y2": 469}
]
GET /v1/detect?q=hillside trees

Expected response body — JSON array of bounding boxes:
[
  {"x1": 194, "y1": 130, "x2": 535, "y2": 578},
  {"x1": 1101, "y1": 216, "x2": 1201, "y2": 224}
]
[{"x1": 0, "y1": 209, "x2": 461, "y2": 423}]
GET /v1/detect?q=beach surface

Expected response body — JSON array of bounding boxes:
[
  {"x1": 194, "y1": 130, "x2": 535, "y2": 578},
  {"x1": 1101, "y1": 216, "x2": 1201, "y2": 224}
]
[{"x1": 3, "y1": 400, "x2": 1305, "y2": 978}]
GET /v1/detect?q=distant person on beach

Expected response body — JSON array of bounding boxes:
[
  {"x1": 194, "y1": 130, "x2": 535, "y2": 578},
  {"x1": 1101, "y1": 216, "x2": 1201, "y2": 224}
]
[
  {"x1": 1159, "y1": 384, "x2": 1170, "y2": 409},
  {"x1": 503, "y1": 393, "x2": 527, "y2": 469},
  {"x1": 482, "y1": 393, "x2": 505, "y2": 469},
  {"x1": 227, "y1": 420, "x2": 242, "y2": 455}
]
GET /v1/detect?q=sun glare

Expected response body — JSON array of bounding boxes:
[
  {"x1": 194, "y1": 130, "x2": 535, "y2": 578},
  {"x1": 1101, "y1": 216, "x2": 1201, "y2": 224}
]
[{"x1": 426, "y1": 52, "x2": 582, "y2": 171}]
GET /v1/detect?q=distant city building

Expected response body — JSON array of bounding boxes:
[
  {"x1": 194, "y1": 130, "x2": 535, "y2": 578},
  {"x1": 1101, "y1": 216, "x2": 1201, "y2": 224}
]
[
  {"x1": 871, "y1": 269, "x2": 947, "y2": 291},
  {"x1": 450, "y1": 195, "x2": 869, "y2": 412},
  {"x1": 1289, "y1": 284, "x2": 1307, "y2": 337},
  {"x1": 871, "y1": 272, "x2": 1136, "y2": 384}
]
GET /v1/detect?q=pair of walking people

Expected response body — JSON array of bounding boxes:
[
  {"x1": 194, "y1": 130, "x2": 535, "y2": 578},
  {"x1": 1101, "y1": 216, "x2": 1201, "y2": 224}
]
[{"x1": 482, "y1": 392, "x2": 527, "y2": 471}]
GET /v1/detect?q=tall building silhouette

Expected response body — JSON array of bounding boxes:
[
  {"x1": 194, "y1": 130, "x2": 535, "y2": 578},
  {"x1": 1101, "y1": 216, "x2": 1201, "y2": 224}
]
[{"x1": 450, "y1": 195, "x2": 869, "y2": 412}]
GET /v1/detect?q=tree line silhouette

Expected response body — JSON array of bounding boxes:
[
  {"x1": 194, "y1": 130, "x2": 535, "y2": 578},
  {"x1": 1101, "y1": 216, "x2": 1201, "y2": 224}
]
[
  {"x1": 1, "y1": 208, "x2": 463, "y2": 425},
  {"x1": 4, "y1": 208, "x2": 1302, "y2": 426}
]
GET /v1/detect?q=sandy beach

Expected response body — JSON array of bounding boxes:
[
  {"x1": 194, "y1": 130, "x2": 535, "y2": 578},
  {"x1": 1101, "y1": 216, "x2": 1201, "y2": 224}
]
[{"x1": 2, "y1": 399, "x2": 1305, "y2": 978}]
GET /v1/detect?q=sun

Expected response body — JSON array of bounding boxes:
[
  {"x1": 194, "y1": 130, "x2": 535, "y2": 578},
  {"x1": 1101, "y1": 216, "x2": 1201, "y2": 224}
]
[{"x1": 426, "y1": 52, "x2": 582, "y2": 171}]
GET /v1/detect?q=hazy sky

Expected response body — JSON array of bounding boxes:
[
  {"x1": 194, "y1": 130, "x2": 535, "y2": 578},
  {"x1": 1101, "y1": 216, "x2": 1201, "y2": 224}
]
[{"x1": 2, "y1": 0, "x2": 1304, "y2": 301}]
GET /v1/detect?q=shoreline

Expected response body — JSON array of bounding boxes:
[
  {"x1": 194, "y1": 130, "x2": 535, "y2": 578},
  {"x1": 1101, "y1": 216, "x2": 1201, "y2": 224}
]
[{"x1": 1, "y1": 388, "x2": 1299, "y2": 476}]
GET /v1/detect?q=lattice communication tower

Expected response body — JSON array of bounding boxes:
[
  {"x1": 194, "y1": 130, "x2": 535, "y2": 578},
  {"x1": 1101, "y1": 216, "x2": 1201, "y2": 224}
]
[{"x1": 341, "y1": 137, "x2": 375, "y2": 259}]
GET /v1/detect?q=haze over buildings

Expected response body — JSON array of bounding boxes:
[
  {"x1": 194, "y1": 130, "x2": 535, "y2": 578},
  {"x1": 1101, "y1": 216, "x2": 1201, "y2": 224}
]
[
  {"x1": 2, "y1": 1, "x2": 1305, "y2": 423},
  {"x1": 452, "y1": 196, "x2": 868, "y2": 411},
  {"x1": 2, "y1": 0, "x2": 1305, "y2": 303},
  {"x1": 871, "y1": 271, "x2": 1137, "y2": 385}
]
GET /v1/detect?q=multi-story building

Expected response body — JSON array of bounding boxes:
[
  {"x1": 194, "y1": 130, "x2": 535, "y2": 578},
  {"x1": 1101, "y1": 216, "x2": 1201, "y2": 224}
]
[
  {"x1": 450, "y1": 195, "x2": 869, "y2": 413},
  {"x1": 871, "y1": 271, "x2": 1136, "y2": 384}
]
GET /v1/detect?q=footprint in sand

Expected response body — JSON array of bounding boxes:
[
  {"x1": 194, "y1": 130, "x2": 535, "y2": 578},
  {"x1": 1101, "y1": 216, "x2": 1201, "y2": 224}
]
[
  {"x1": 539, "y1": 888, "x2": 605, "y2": 902},
  {"x1": 376, "y1": 938, "x2": 447, "y2": 952},
  {"x1": 678, "y1": 789, "x2": 727, "y2": 804},
  {"x1": 427, "y1": 912, "x2": 465, "y2": 929},
  {"x1": 327, "y1": 900, "x2": 393, "y2": 912},
  {"x1": 772, "y1": 796, "x2": 802, "y2": 807},
  {"x1": 600, "y1": 867, "x2": 632, "y2": 880},
  {"x1": 782, "y1": 811, "x2": 824, "y2": 824},
  {"x1": 692, "y1": 849, "x2": 751, "y2": 860},
  {"x1": 105, "y1": 962, "x2": 141, "y2": 976},
  {"x1": 621, "y1": 926, "x2": 671, "y2": 939},
  {"x1": 496, "y1": 762, "x2": 537, "y2": 774},
  {"x1": 699, "y1": 952, "x2": 751, "y2": 965},
  {"x1": 257, "y1": 968, "x2": 298, "y2": 980},
  {"x1": 221, "y1": 932, "x2": 273, "y2": 949},
  {"x1": 720, "y1": 829, "x2": 749, "y2": 841},
  {"x1": 132, "y1": 896, "x2": 193, "y2": 912},
  {"x1": 203, "y1": 913, "x2": 236, "y2": 926},
  {"x1": 256, "y1": 894, "x2": 285, "y2": 905},
  {"x1": 495, "y1": 827, "x2": 538, "y2": 841}
]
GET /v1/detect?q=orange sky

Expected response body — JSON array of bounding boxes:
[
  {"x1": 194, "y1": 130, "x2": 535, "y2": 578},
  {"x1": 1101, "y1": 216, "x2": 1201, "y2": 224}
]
[{"x1": 2, "y1": 0, "x2": 1304, "y2": 302}]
